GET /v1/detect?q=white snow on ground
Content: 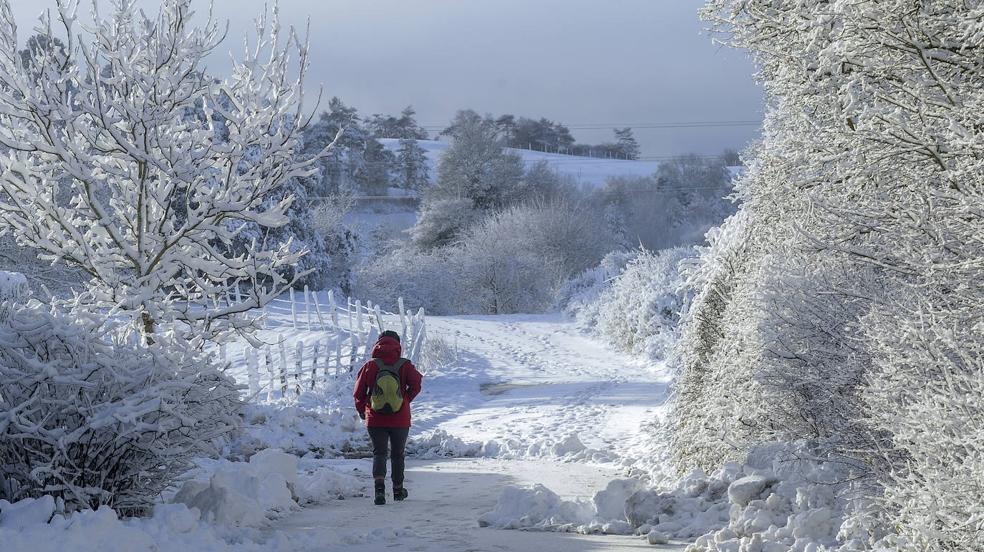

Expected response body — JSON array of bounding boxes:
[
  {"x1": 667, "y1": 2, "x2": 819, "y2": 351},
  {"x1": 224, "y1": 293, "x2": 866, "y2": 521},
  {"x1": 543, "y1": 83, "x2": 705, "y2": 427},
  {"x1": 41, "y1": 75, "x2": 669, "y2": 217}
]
[
  {"x1": 380, "y1": 138, "x2": 661, "y2": 188},
  {"x1": 2, "y1": 310, "x2": 687, "y2": 551},
  {"x1": 409, "y1": 314, "x2": 674, "y2": 470}
]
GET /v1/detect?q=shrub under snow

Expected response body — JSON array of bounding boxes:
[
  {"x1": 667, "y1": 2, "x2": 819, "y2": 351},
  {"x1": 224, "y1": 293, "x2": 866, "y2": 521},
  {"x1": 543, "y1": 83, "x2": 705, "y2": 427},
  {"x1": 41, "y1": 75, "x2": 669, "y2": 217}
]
[
  {"x1": 358, "y1": 199, "x2": 615, "y2": 315},
  {"x1": 595, "y1": 247, "x2": 694, "y2": 360},
  {"x1": 0, "y1": 302, "x2": 242, "y2": 515}
]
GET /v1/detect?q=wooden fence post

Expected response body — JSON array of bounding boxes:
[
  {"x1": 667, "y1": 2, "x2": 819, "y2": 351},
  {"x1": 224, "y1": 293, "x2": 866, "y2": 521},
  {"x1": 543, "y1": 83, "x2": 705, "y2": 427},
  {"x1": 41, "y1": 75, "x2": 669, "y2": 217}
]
[
  {"x1": 304, "y1": 285, "x2": 313, "y2": 330},
  {"x1": 347, "y1": 297, "x2": 354, "y2": 333},
  {"x1": 328, "y1": 290, "x2": 340, "y2": 328},
  {"x1": 398, "y1": 297, "x2": 407, "y2": 339},
  {"x1": 310, "y1": 340, "x2": 321, "y2": 389},
  {"x1": 374, "y1": 304, "x2": 384, "y2": 333},
  {"x1": 313, "y1": 290, "x2": 326, "y2": 331},
  {"x1": 289, "y1": 288, "x2": 298, "y2": 329},
  {"x1": 349, "y1": 333, "x2": 361, "y2": 373},
  {"x1": 294, "y1": 340, "x2": 304, "y2": 396},
  {"x1": 355, "y1": 300, "x2": 364, "y2": 333},
  {"x1": 365, "y1": 326, "x2": 379, "y2": 360},
  {"x1": 335, "y1": 334, "x2": 343, "y2": 377},
  {"x1": 264, "y1": 347, "x2": 275, "y2": 402},
  {"x1": 278, "y1": 334, "x2": 288, "y2": 396},
  {"x1": 246, "y1": 347, "x2": 259, "y2": 397}
]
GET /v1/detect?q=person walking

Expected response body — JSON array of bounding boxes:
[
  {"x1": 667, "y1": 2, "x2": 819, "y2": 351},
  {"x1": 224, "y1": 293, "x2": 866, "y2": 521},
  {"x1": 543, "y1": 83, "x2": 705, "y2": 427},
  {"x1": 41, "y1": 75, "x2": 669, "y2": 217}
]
[{"x1": 353, "y1": 330, "x2": 423, "y2": 505}]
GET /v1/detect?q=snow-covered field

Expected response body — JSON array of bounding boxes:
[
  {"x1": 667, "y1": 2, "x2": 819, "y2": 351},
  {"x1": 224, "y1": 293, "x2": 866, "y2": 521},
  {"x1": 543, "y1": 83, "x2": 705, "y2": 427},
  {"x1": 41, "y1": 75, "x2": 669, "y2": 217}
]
[{"x1": 380, "y1": 138, "x2": 661, "y2": 188}]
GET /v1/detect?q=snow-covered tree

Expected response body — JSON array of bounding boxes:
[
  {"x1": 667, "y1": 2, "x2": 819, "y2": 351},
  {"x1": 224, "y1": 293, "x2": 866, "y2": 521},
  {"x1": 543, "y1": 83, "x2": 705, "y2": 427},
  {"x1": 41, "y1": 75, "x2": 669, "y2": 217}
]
[
  {"x1": 368, "y1": 105, "x2": 429, "y2": 140},
  {"x1": 0, "y1": 0, "x2": 336, "y2": 342},
  {"x1": 396, "y1": 136, "x2": 430, "y2": 191},
  {"x1": 437, "y1": 110, "x2": 524, "y2": 207},
  {"x1": 304, "y1": 98, "x2": 393, "y2": 197},
  {"x1": 614, "y1": 127, "x2": 640, "y2": 160},
  {"x1": 411, "y1": 110, "x2": 524, "y2": 249},
  {"x1": 522, "y1": 160, "x2": 566, "y2": 201}
]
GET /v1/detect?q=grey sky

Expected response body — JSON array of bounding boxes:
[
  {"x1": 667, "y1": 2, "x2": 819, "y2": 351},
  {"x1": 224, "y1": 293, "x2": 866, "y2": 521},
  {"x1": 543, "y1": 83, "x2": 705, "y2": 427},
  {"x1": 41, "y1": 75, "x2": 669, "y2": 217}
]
[{"x1": 11, "y1": 0, "x2": 763, "y2": 157}]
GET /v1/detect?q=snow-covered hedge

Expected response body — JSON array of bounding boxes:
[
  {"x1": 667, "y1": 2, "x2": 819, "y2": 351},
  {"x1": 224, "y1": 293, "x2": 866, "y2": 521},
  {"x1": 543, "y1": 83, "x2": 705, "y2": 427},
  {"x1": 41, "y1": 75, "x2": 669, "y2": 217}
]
[
  {"x1": 670, "y1": 1, "x2": 984, "y2": 550},
  {"x1": 861, "y1": 305, "x2": 984, "y2": 550},
  {"x1": 0, "y1": 302, "x2": 242, "y2": 515},
  {"x1": 560, "y1": 250, "x2": 635, "y2": 330},
  {"x1": 565, "y1": 247, "x2": 694, "y2": 361},
  {"x1": 596, "y1": 247, "x2": 694, "y2": 360}
]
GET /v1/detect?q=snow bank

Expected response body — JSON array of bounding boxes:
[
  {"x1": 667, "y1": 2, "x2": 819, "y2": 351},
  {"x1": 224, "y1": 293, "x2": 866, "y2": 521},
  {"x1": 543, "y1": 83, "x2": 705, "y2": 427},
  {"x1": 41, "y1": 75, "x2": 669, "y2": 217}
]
[
  {"x1": 295, "y1": 464, "x2": 365, "y2": 504},
  {"x1": 620, "y1": 465, "x2": 736, "y2": 539},
  {"x1": 0, "y1": 498, "x2": 270, "y2": 552},
  {"x1": 408, "y1": 429, "x2": 485, "y2": 458},
  {"x1": 237, "y1": 392, "x2": 366, "y2": 458},
  {"x1": 172, "y1": 449, "x2": 299, "y2": 527},
  {"x1": 407, "y1": 429, "x2": 615, "y2": 463},
  {"x1": 686, "y1": 443, "x2": 861, "y2": 552},
  {"x1": 478, "y1": 484, "x2": 594, "y2": 530},
  {"x1": 479, "y1": 478, "x2": 645, "y2": 535},
  {"x1": 480, "y1": 441, "x2": 863, "y2": 550}
]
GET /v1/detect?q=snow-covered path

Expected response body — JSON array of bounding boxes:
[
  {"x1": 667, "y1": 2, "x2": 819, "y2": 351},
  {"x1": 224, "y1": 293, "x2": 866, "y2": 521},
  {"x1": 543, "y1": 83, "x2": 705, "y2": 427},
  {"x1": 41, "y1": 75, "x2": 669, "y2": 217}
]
[
  {"x1": 266, "y1": 313, "x2": 682, "y2": 550},
  {"x1": 413, "y1": 314, "x2": 672, "y2": 462}
]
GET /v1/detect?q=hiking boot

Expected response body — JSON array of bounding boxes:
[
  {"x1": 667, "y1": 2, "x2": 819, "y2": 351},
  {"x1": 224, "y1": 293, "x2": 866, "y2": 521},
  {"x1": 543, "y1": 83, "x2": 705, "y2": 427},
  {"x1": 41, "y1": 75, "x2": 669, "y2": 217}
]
[
  {"x1": 393, "y1": 486, "x2": 408, "y2": 501},
  {"x1": 374, "y1": 481, "x2": 386, "y2": 505}
]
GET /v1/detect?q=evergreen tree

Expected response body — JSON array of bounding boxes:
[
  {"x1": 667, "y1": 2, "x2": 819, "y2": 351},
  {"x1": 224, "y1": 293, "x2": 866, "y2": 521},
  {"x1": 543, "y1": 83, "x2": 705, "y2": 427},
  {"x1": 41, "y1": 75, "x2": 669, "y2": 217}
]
[
  {"x1": 301, "y1": 97, "x2": 392, "y2": 196},
  {"x1": 614, "y1": 127, "x2": 640, "y2": 160},
  {"x1": 397, "y1": 136, "x2": 430, "y2": 191},
  {"x1": 367, "y1": 105, "x2": 429, "y2": 140}
]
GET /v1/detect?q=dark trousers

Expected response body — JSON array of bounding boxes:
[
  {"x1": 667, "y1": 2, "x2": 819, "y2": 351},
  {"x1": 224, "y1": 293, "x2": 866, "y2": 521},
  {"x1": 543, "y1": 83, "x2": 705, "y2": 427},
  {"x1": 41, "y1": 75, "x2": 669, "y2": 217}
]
[{"x1": 368, "y1": 426, "x2": 410, "y2": 485}]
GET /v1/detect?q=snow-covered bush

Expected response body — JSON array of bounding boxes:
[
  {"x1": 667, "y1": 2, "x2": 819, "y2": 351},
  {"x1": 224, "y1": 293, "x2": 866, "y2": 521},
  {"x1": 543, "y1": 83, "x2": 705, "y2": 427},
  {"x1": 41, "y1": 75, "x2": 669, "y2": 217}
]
[
  {"x1": 351, "y1": 246, "x2": 459, "y2": 315},
  {"x1": 360, "y1": 199, "x2": 615, "y2": 315},
  {"x1": 670, "y1": 194, "x2": 775, "y2": 473},
  {"x1": 595, "y1": 247, "x2": 694, "y2": 360},
  {"x1": 673, "y1": 1, "x2": 984, "y2": 549},
  {"x1": 418, "y1": 334, "x2": 459, "y2": 375},
  {"x1": 0, "y1": 302, "x2": 242, "y2": 515},
  {"x1": 451, "y1": 213, "x2": 561, "y2": 315},
  {"x1": 861, "y1": 304, "x2": 984, "y2": 551},
  {"x1": 560, "y1": 249, "x2": 635, "y2": 330},
  {"x1": 0, "y1": 2, "x2": 335, "y2": 342},
  {"x1": 409, "y1": 197, "x2": 479, "y2": 250}
]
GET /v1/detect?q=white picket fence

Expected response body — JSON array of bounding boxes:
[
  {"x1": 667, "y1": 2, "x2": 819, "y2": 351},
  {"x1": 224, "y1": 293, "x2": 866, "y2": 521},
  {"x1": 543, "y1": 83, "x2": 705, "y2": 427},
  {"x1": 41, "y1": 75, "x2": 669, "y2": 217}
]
[{"x1": 221, "y1": 289, "x2": 426, "y2": 401}]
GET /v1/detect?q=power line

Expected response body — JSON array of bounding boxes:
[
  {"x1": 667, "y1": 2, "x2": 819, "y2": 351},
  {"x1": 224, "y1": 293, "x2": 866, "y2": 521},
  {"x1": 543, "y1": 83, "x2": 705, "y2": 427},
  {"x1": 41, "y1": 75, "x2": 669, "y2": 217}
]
[{"x1": 415, "y1": 119, "x2": 761, "y2": 131}]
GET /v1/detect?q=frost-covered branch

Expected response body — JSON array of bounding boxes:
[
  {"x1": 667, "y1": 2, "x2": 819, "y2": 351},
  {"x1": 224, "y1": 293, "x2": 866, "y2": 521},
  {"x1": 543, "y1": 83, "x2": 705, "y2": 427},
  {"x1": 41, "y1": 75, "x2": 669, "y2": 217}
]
[{"x1": 0, "y1": 0, "x2": 337, "y2": 343}]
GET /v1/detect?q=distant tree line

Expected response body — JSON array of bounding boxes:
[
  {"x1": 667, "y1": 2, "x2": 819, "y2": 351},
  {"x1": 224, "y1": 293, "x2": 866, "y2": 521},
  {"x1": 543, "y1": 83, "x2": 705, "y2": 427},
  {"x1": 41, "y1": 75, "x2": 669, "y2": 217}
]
[
  {"x1": 299, "y1": 99, "x2": 432, "y2": 197},
  {"x1": 449, "y1": 113, "x2": 642, "y2": 160}
]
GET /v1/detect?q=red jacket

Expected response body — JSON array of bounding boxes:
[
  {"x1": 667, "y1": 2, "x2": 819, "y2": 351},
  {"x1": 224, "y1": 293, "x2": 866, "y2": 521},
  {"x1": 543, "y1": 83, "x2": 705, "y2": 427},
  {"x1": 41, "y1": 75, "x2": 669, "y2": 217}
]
[{"x1": 353, "y1": 336, "x2": 423, "y2": 428}]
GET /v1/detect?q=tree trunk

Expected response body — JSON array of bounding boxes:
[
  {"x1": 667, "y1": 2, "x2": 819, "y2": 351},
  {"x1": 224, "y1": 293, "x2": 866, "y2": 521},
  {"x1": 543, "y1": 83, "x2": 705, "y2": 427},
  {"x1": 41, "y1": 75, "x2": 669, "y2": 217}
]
[{"x1": 141, "y1": 311, "x2": 155, "y2": 345}]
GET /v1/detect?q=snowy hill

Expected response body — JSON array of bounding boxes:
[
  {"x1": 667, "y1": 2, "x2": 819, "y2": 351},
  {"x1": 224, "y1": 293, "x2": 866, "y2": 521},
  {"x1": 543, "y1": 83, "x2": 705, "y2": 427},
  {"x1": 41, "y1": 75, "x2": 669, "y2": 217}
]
[{"x1": 379, "y1": 138, "x2": 660, "y2": 188}]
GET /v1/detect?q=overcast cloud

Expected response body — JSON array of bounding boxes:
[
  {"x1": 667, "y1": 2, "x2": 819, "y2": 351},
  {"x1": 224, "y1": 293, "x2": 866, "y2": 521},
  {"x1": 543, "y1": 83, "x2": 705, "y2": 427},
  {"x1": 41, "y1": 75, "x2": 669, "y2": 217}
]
[{"x1": 11, "y1": 0, "x2": 763, "y2": 157}]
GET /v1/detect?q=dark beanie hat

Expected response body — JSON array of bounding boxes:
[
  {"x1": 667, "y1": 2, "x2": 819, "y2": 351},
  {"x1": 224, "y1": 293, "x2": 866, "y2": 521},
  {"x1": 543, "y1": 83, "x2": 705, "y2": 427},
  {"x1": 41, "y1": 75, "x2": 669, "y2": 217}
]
[{"x1": 380, "y1": 330, "x2": 401, "y2": 343}]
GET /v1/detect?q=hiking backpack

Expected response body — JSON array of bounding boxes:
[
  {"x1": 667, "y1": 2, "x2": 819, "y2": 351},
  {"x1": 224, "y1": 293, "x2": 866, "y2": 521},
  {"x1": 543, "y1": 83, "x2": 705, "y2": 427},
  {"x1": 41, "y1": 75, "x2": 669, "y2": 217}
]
[{"x1": 369, "y1": 358, "x2": 407, "y2": 414}]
